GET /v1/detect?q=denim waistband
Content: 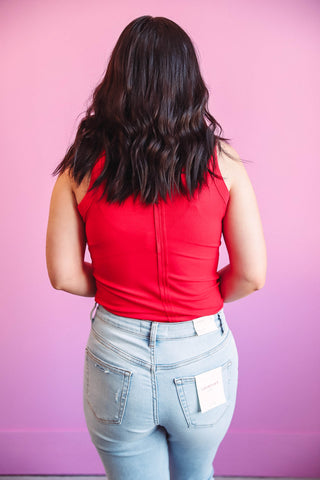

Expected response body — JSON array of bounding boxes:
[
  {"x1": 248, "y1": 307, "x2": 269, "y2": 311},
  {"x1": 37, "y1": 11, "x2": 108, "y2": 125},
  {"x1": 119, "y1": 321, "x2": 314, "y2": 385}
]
[{"x1": 90, "y1": 302, "x2": 228, "y2": 339}]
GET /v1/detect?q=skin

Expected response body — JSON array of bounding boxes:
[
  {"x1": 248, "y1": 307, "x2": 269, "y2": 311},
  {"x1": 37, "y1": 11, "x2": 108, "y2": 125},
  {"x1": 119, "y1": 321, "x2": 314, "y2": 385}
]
[
  {"x1": 216, "y1": 142, "x2": 267, "y2": 301},
  {"x1": 46, "y1": 141, "x2": 267, "y2": 301}
]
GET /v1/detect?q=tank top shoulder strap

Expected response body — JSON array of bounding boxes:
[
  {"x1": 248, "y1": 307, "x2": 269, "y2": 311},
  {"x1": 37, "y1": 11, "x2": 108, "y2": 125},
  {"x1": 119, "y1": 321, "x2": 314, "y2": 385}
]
[
  {"x1": 88, "y1": 150, "x2": 106, "y2": 189},
  {"x1": 77, "y1": 151, "x2": 106, "y2": 221}
]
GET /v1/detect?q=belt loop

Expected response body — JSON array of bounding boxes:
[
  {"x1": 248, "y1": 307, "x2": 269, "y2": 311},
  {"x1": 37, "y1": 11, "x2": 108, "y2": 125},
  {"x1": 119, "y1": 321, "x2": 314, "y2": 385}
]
[
  {"x1": 149, "y1": 322, "x2": 158, "y2": 348},
  {"x1": 90, "y1": 301, "x2": 98, "y2": 324}
]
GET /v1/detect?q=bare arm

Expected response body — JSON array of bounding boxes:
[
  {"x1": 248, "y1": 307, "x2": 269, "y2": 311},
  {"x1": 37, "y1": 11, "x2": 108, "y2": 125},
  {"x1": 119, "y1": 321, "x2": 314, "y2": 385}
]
[
  {"x1": 45, "y1": 170, "x2": 96, "y2": 297},
  {"x1": 217, "y1": 142, "x2": 267, "y2": 302}
]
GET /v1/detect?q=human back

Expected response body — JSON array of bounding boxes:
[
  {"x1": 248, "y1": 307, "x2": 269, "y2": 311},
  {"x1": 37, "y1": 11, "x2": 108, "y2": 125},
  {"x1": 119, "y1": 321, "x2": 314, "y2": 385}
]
[
  {"x1": 74, "y1": 144, "x2": 230, "y2": 321},
  {"x1": 49, "y1": 14, "x2": 266, "y2": 308},
  {"x1": 51, "y1": 15, "x2": 248, "y2": 319}
]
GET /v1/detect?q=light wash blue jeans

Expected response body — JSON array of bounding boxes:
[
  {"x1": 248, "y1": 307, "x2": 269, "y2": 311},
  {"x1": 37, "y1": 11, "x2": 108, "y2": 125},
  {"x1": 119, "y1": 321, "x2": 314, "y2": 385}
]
[{"x1": 83, "y1": 303, "x2": 239, "y2": 480}]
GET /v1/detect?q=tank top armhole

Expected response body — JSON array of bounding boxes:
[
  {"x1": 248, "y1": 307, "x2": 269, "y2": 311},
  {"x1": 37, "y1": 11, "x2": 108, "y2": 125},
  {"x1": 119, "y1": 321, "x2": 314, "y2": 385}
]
[
  {"x1": 77, "y1": 152, "x2": 106, "y2": 221},
  {"x1": 212, "y1": 143, "x2": 230, "y2": 205}
]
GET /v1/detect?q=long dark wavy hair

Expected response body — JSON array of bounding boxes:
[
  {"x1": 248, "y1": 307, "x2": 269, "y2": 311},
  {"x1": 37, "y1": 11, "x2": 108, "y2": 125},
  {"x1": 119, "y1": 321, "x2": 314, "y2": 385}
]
[{"x1": 52, "y1": 15, "x2": 233, "y2": 205}]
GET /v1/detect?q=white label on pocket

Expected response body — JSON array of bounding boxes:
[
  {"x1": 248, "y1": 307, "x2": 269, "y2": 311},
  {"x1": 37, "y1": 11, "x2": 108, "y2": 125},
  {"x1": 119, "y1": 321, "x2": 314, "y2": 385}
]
[
  {"x1": 195, "y1": 366, "x2": 226, "y2": 412},
  {"x1": 193, "y1": 315, "x2": 218, "y2": 335}
]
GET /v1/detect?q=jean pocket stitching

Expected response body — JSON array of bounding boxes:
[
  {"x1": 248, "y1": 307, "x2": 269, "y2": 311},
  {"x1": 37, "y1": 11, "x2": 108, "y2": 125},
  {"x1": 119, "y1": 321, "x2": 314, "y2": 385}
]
[
  {"x1": 85, "y1": 347, "x2": 133, "y2": 424},
  {"x1": 174, "y1": 359, "x2": 232, "y2": 428}
]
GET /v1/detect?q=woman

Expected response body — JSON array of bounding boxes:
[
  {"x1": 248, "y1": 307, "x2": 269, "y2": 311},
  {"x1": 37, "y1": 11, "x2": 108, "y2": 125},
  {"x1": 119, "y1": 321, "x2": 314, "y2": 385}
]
[{"x1": 46, "y1": 16, "x2": 266, "y2": 480}]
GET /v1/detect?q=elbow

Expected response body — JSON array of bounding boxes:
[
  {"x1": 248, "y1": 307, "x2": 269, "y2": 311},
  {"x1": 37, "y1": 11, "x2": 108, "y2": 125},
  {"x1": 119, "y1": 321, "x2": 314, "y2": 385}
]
[
  {"x1": 237, "y1": 266, "x2": 266, "y2": 292},
  {"x1": 252, "y1": 278, "x2": 266, "y2": 291},
  {"x1": 49, "y1": 278, "x2": 64, "y2": 291},
  {"x1": 244, "y1": 260, "x2": 267, "y2": 292},
  {"x1": 47, "y1": 272, "x2": 65, "y2": 291},
  {"x1": 46, "y1": 263, "x2": 73, "y2": 291},
  {"x1": 249, "y1": 272, "x2": 267, "y2": 291},
  {"x1": 46, "y1": 259, "x2": 64, "y2": 290}
]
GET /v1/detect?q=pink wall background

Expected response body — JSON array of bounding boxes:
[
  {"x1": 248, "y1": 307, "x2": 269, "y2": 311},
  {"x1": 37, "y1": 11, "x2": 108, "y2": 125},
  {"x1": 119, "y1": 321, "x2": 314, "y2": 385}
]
[{"x1": 1, "y1": 0, "x2": 319, "y2": 476}]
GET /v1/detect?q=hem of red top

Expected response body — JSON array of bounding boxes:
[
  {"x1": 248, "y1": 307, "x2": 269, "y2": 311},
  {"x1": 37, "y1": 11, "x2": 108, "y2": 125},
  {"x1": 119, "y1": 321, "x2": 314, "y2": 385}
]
[{"x1": 94, "y1": 299, "x2": 224, "y2": 323}]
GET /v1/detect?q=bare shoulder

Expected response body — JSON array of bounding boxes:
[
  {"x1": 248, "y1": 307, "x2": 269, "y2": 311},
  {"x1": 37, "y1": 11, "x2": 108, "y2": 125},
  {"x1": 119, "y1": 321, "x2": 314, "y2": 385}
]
[{"x1": 216, "y1": 140, "x2": 246, "y2": 191}]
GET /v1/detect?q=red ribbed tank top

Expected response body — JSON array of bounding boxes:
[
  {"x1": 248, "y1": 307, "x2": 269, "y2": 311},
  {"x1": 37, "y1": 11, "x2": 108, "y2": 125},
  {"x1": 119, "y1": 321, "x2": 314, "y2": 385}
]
[{"x1": 77, "y1": 144, "x2": 229, "y2": 322}]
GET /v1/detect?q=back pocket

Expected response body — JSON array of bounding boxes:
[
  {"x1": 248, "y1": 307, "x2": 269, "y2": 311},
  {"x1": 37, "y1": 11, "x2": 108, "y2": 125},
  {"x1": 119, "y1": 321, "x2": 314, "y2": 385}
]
[
  {"x1": 84, "y1": 347, "x2": 132, "y2": 424},
  {"x1": 174, "y1": 360, "x2": 232, "y2": 428}
]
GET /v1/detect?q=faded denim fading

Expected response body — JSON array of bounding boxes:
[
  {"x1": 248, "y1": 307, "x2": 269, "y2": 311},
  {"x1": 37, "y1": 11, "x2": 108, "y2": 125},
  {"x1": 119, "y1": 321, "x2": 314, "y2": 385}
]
[{"x1": 83, "y1": 303, "x2": 239, "y2": 480}]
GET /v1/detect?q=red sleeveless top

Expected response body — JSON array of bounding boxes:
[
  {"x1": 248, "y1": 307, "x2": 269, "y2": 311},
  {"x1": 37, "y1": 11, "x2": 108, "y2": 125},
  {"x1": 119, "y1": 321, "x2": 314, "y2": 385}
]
[{"x1": 77, "y1": 144, "x2": 229, "y2": 322}]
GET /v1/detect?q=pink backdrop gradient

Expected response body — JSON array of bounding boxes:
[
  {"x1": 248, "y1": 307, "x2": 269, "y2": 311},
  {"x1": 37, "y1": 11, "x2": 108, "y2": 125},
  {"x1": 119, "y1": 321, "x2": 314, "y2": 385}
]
[{"x1": 1, "y1": 0, "x2": 319, "y2": 476}]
